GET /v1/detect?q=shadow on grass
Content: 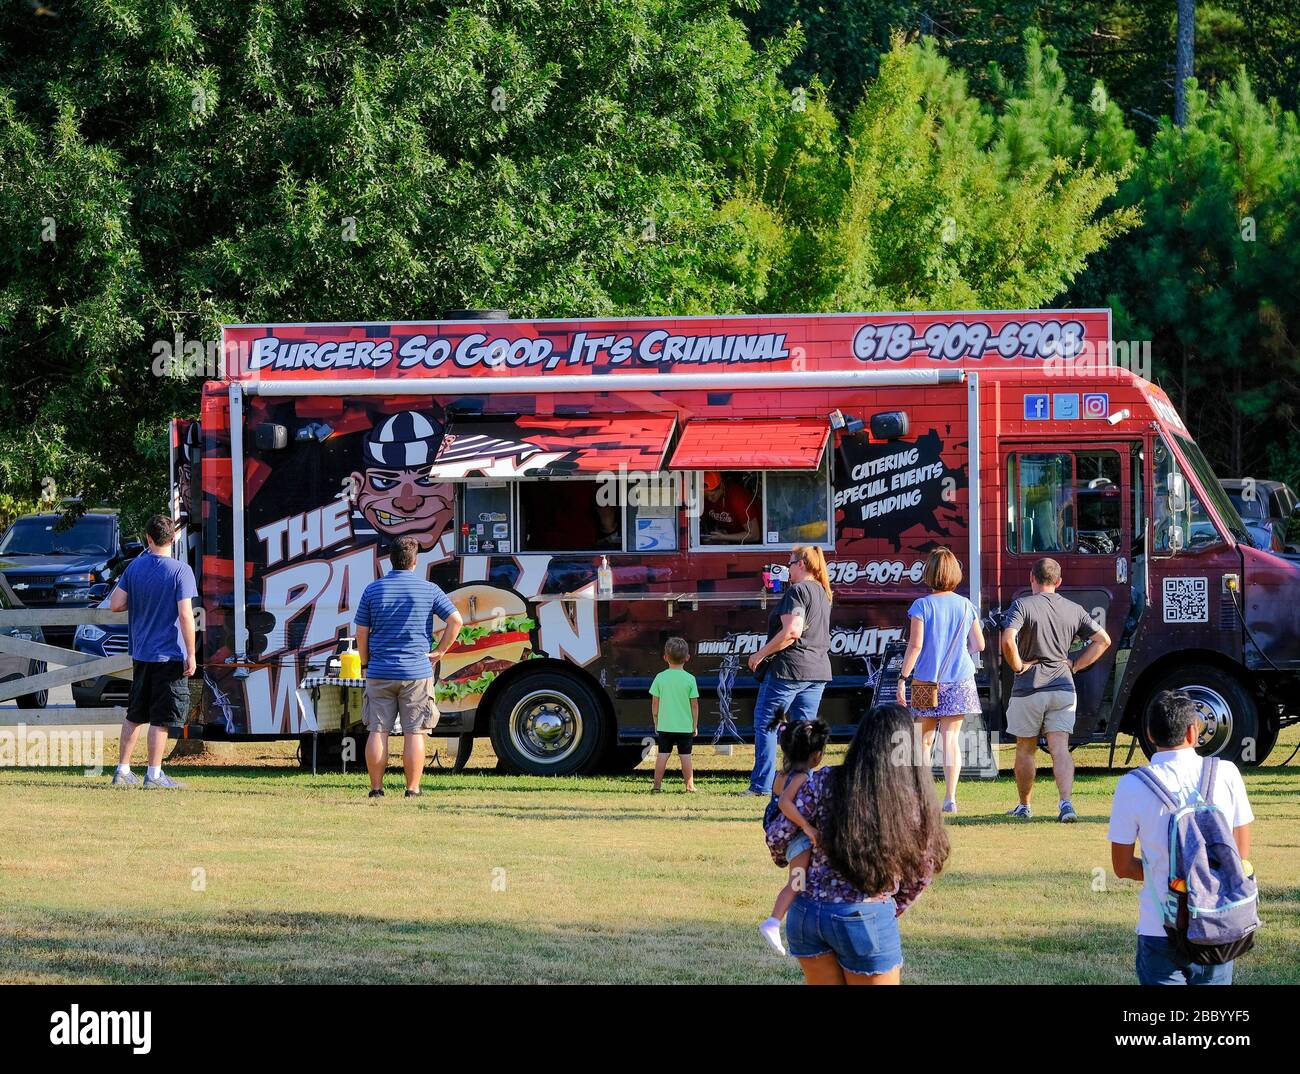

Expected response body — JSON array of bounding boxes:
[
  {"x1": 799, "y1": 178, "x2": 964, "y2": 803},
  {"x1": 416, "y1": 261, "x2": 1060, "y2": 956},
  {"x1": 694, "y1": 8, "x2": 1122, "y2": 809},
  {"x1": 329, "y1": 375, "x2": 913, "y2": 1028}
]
[
  {"x1": 0, "y1": 905, "x2": 794, "y2": 986},
  {"x1": 11, "y1": 902, "x2": 1291, "y2": 985}
]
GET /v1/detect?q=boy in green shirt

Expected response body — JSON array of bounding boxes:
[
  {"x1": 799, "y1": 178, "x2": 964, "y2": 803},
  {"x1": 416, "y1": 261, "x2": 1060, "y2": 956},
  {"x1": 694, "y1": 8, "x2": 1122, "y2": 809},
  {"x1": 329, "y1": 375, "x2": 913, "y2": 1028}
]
[{"x1": 650, "y1": 637, "x2": 700, "y2": 792}]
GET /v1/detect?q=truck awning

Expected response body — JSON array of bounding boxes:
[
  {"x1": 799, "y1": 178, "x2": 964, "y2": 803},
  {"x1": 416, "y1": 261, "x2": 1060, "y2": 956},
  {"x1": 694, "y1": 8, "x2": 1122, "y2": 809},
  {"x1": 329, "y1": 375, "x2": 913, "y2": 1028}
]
[
  {"x1": 668, "y1": 418, "x2": 829, "y2": 470},
  {"x1": 430, "y1": 414, "x2": 677, "y2": 479}
]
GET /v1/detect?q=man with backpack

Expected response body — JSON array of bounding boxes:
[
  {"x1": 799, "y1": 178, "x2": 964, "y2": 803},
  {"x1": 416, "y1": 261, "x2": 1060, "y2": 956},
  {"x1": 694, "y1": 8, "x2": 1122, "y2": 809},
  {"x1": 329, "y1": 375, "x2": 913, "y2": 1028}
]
[{"x1": 1108, "y1": 691, "x2": 1258, "y2": 984}]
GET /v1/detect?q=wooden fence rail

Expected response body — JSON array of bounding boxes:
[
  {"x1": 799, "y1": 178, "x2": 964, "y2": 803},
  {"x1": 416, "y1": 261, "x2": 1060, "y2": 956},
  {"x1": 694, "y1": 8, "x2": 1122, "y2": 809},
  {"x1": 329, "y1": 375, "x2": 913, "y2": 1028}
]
[{"x1": 0, "y1": 606, "x2": 131, "y2": 726}]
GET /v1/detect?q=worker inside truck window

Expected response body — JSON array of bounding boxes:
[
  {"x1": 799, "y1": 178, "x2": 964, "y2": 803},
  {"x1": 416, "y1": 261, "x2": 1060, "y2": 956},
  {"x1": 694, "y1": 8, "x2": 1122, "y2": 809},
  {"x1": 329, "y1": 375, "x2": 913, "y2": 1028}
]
[
  {"x1": 519, "y1": 478, "x2": 622, "y2": 552},
  {"x1": 700, "y1": 471, "x2": 762, "y2": 544},
  {"x1": 696, "y1": 456, "x2": 831, "y2": 548}
]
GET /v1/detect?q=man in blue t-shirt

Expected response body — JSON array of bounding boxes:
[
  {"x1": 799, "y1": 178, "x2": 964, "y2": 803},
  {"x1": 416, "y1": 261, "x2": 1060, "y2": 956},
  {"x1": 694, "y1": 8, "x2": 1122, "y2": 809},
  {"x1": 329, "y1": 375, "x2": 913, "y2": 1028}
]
[
  {"x1": 109, "y1": 514, "x2": 198, "y2": 789},
  {"x1": 355, "y1": 534, "x2": 463, "y2": 798}
]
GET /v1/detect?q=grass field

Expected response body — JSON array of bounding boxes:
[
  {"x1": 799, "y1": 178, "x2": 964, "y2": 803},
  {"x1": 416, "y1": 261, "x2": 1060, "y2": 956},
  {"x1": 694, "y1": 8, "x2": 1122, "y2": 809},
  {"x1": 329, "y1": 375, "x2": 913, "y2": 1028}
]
[{"x1": 2, "y1": 730, "x2": 1298, "y2": 984}]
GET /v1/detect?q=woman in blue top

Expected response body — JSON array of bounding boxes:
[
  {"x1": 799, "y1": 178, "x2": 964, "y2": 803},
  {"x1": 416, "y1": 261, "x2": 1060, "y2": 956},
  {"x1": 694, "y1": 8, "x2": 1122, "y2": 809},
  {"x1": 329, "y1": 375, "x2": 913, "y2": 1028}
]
[{"x1": 896, "y1": 547, "x2": 985, "y2": 813}]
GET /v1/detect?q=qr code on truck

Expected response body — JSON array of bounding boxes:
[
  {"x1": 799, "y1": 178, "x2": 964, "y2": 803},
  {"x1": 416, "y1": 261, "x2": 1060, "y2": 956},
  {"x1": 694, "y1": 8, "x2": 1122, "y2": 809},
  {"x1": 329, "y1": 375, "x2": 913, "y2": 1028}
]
[{"x1": 1163, "y1": 577, "x2": 1209, "y2": 623}]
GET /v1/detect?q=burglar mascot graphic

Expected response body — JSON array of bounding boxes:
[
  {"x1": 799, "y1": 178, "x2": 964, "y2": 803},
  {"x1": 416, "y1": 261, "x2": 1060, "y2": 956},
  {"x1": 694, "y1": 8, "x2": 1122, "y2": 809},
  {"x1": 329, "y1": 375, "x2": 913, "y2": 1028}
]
[{"x1": 345, "y1": 411, "x2": 456, "y2": 551}]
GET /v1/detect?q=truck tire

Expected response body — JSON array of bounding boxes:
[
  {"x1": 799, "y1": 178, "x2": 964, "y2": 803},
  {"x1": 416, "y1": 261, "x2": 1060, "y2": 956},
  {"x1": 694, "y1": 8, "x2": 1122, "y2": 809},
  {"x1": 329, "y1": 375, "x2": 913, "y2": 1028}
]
[
  {"x1": 1136, "y1": 664, "x2": 1267, "y2": 765},
  {"x1": 488, "y1": 670, "x2": 608, "y2": 776}
]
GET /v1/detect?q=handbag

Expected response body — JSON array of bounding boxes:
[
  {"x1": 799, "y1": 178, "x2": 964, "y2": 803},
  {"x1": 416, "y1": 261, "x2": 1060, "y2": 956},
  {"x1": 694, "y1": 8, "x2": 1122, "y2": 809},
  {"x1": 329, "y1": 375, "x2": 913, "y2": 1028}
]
[{"x1": 908, "y1": 601, "x2": 970, "y2": 710}]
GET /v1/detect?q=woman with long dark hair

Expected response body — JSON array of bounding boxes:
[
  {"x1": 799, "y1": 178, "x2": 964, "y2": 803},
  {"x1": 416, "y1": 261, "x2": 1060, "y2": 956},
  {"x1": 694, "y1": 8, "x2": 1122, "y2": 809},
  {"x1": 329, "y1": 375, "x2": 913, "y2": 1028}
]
[{"x1": 764, "y1": 704, "x2": 949, "y2": 984}]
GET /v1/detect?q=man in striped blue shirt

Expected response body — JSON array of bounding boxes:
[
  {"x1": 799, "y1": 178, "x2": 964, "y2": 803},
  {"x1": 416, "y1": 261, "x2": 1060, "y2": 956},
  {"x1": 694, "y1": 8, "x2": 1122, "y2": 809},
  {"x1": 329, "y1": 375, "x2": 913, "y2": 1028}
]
[{"x1": 355, "y1": 535, "x2": 462, "y2": 798}]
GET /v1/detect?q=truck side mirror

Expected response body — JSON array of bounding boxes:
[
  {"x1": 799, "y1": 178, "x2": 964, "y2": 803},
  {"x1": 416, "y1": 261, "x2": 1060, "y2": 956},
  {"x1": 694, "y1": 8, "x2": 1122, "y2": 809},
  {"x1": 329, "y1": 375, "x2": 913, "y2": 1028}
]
[
  {"x1": 1167, "y1": 472, "x2": 1187, "y2": 514},
  {"x1": 122, "y1": 540, "x2": 144, "y2": 558},
  {"x1": 1170, "y1": 473, "x2": 1190, "y2": 514},
  {"x1": 1167, "y1": 522, "x2": 1185, "y2": 552}
]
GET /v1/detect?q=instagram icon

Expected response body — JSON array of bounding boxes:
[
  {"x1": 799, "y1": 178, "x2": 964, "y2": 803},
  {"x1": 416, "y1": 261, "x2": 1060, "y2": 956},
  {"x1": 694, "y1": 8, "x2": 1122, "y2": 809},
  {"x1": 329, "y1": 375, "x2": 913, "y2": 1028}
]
[{"x1": 1082, "y1": 393, "x2": 1109, "y2": 419}]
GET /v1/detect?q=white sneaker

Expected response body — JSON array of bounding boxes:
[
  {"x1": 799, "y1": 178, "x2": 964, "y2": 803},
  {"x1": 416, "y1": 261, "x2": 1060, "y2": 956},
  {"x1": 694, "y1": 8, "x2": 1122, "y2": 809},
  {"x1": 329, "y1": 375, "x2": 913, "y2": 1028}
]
[{"x1": 758, "y1": 918, "x2": 786, "y2": 956}]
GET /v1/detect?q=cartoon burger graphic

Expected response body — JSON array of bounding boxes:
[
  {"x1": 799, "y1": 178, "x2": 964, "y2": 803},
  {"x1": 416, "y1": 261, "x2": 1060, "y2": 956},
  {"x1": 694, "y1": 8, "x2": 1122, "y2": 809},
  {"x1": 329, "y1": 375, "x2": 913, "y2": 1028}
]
[{"x1": 436, "y1": 585, "x2": 536, "y2": 714}]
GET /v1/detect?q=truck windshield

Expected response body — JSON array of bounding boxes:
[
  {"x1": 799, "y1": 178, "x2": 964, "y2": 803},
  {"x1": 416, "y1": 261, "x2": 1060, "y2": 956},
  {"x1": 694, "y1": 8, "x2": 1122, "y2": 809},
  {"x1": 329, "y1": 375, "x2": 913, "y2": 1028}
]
[
  {"x1": 0, "y1": 516, "x2": 115, "y2": 556},
  {"x1": 1172, "y1": 435, "x2": 1252, "y2": 546}
]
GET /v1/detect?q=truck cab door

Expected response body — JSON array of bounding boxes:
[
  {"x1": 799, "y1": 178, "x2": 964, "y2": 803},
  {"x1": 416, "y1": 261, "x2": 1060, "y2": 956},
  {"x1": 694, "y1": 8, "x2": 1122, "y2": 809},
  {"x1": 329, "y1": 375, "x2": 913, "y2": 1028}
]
[{"x1": 1000, "y1": 443, "x2": 1136, "y2": 735}]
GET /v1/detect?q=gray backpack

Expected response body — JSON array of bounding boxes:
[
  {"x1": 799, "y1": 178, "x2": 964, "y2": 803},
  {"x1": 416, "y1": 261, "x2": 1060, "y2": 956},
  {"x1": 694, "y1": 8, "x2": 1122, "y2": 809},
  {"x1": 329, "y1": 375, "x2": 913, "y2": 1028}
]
[{"x1": 1132, "y1": 757, "x2": 1259, "y2": 964}]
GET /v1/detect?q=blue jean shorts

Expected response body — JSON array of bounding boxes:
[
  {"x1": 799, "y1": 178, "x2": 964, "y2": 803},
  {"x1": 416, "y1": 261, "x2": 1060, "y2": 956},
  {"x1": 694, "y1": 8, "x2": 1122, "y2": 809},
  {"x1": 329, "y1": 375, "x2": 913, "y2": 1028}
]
[
  {"x1": 786, "y1": 833, "x2": 813, "y2": 862},
  {"x1": 786, "y1": 894, "x2": 903, "y2": 976}
]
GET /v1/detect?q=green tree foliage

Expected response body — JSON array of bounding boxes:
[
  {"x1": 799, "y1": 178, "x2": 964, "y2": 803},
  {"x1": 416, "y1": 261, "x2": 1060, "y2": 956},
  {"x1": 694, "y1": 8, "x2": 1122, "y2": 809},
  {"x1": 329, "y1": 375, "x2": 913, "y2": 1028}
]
[
  {"x1": 741, "y1": 36, "x2": 1137, "y2": 312},
  {"x1": 741, "y1": 2, "x2": 1297, "y2": 123},
  {"x1": 0, "y1": 7, "x2": 1132, "y2": 526},
  {"x1": 1070, "y1": 71, "x2": 1300, "y2": 482},
  {"x1": 0, "y1": 0, "x2": 799, "y2": 526}
]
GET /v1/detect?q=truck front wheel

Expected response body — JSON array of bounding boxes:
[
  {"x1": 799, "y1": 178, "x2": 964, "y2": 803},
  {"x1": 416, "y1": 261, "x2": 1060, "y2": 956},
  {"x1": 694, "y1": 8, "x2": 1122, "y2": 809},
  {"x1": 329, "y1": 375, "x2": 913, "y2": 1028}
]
[
  {"x1": 489, "y1": 670, "x2": 608, "y2": 776},
  {"x1": 1137, "y1": 665, "x2": 1269, "y2": 765}
]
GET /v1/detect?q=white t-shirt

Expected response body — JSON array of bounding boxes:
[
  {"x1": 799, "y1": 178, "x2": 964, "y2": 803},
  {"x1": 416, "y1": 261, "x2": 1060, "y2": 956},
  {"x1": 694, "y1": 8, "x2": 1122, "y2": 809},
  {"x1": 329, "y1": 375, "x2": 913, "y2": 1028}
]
[{"x1": 1108, "y1": 749, "x2": 1254, "y2": 936}]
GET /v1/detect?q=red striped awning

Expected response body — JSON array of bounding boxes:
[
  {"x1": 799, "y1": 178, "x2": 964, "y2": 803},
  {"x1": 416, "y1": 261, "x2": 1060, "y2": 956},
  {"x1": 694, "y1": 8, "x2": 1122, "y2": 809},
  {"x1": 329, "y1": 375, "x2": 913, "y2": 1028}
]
[
  {"x1": 432, "y1": 414, "x2": 676, "y2": 478},
  {"x1": 668, "y1": 419, "x2": 829, "y2": 470}
]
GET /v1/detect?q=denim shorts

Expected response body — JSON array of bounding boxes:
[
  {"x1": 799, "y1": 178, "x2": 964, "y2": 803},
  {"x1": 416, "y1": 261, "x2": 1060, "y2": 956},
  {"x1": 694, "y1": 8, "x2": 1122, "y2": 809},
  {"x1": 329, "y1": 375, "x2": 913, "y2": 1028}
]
[
  {"x1": 786, "y1": 894, "x2": 903, "y2": 976},
  {"x1": 786, "y1": 833, "x2": 813, "y2": 862}
]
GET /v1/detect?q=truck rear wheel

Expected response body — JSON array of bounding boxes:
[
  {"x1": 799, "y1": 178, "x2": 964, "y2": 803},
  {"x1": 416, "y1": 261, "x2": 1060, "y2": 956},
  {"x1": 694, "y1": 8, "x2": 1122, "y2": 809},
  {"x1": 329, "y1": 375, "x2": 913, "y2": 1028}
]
[
  {"x1": 488, "y1": 670, "x2": 608, "y2": 776},
  {"x1": 1136, "y1": 664, "x2": 1268, "y2": 765}
]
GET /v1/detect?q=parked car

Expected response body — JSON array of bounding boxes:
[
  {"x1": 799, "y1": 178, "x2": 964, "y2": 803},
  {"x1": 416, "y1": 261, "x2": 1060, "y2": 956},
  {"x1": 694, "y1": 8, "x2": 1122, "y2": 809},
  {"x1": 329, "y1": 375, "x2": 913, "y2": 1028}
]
[
  {"x1": 71, "y1": 591, "x2": 131, "y2": 708},
  {"x1": 0, "y1": 509, "x2": 141, "y2": 646},
  {"x1": 1220, "y1": 479, "x2": 1300, "y2": 553},
  {"x1": 0, "y1": 573, "x2": 48, "y2": 708}
]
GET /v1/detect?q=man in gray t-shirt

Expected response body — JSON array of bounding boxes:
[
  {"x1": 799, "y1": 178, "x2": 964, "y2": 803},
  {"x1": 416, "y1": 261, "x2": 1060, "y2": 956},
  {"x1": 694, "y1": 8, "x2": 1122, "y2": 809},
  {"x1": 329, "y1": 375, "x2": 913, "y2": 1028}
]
[{"x1": 1000, "y1": 558, "x2": 1111, "y2": 823}]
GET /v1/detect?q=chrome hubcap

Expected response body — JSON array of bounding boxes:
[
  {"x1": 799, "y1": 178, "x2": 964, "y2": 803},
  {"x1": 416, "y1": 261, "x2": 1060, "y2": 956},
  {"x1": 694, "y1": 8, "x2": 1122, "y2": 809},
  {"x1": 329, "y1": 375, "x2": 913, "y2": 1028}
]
[
  {"x1": 1181, "y1": 684, "x2": 1234, "y2": 756},
  {"x1": 509, "y1": 690, "x2": 581, "y2": 764}
]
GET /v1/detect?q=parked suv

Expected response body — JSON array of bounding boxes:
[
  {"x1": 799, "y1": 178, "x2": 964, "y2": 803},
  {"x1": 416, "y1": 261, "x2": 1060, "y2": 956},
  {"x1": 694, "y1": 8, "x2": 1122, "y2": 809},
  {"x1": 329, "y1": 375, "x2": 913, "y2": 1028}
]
[
  {"x1": 0, "y1": 509, "x2": 141, "y2": 646},
  {"x1": 1220, "y1": 479, "x2": 1300, "y2": 553},
  {"x1": 0, "y1": 573, "x2": 49, "y2": 708},
  {"x1": 71, "y1": 591, "x2": 131, "y2": 708}
]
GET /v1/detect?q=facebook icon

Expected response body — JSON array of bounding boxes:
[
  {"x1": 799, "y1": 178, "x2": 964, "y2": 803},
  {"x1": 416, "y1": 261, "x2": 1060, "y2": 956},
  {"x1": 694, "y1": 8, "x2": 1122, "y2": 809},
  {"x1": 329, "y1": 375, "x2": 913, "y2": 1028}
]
[{"x1": 1024, "y1": 394, "x2": 1050, "y2": 420}]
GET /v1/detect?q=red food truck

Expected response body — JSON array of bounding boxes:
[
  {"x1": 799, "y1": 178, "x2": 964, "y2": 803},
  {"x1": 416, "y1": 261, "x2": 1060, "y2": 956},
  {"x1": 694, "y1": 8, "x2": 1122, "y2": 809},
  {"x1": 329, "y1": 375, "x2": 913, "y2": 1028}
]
[{"x1": 176, "y1": 309, "x2": 1300, "y2": 773}]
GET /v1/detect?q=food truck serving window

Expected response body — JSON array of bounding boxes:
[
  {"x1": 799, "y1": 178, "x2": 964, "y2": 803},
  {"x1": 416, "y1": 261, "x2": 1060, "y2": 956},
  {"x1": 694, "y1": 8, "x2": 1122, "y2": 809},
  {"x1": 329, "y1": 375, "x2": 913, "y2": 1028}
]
[
  {"x1": 458, "y1": 474, "x2": 684, "y2": 555},
  {"x1": 685, "y1": 456, "x2": 833, "y2": 549},
  {"x1": 431, "y1": 414, "x2": 679, "y2": 555},
  {"x1": 669, "y1": 418, "x2": 833, "y2": 550}
]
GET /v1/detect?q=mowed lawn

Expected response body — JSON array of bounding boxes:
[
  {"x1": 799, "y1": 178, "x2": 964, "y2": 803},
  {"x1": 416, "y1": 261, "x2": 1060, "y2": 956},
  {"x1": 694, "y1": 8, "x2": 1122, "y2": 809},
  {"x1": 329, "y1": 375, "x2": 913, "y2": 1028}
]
[{"x1": 2, "y1": 730, "x2": 1298, "y2": 985}]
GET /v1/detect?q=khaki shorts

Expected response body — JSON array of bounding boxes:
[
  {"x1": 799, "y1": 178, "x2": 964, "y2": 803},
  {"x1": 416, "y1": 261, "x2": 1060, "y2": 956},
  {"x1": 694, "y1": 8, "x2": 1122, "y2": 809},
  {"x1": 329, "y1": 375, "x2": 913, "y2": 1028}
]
[
  {"x1": 1005, "y1": 691, "x2": 1077, "y2": 738},
  {"x1": 363, "y1": 678, "x2": 440, "y2": 735}
]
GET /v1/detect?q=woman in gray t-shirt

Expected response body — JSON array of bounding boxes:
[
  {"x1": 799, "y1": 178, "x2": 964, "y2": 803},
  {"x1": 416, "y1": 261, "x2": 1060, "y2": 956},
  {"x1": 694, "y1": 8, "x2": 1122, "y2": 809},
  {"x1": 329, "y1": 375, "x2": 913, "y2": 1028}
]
[{"x1": 741, "y1": 546, "x2": 833, "y2": 796}]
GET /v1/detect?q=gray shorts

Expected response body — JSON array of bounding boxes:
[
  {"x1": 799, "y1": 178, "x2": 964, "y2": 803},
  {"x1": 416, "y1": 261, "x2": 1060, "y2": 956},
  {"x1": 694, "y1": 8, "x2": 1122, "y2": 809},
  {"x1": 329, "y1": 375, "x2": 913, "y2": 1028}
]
[
  {"x1": 1005, "y1": 690, "x2": 1076, "y2": 738},
  {"x1": 363, "y1": 678, "x2": 439, "y2": 735}
]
